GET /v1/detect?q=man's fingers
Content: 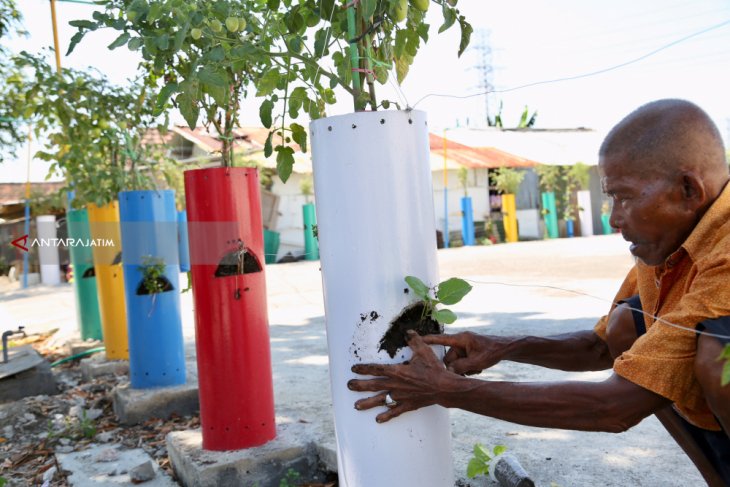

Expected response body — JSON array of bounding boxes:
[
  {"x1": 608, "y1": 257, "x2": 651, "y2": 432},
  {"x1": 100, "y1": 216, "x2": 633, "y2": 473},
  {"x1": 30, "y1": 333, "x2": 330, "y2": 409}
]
[
  {"x1": 448, "y1": 358, "x2": 481, "y2": 376},
  {"x1": 352, "y1": 363, "x2": 392, "y2": 377},
  {"x1": 375, "y1": 403, "x2": 411, "y2": 423},
  {"x1": 354, "y1": 392, "x2": 388, "y2": 411},
  {"x1": 443, "y1": 346, "x2": 465, "y2": 366},
  {"x1": 348, "y1": 378, "x2": 390, "y2": 392},
  {"x1": 421, "y1": 334, "x2": 463, "y2": 347}
]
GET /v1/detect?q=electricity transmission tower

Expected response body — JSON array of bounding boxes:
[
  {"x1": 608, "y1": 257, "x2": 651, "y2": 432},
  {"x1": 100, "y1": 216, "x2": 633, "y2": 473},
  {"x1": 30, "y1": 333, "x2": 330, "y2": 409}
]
[{"x1": 471, "y1": 29, "x2": 495, "y2": 126}]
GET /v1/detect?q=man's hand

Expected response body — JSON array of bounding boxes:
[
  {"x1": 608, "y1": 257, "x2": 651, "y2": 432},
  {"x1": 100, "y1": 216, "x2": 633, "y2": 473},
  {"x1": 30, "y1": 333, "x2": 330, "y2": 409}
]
[
  {"x1": 421, "y1": 331, "x2": 510, "y2": 375},
  {"x1": 348, "y1": 331, "x2": 460, "y2": 423}
]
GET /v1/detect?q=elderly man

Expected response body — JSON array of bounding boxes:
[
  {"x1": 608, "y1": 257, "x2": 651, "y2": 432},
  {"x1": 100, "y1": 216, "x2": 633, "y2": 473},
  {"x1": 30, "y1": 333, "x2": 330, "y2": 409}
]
[{"x1": 349, "y1": 99, "x2": 730, "y2": 486}]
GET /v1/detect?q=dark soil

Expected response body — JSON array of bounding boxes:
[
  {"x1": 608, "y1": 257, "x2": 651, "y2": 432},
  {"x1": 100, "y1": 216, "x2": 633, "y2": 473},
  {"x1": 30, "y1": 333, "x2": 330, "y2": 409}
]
[
  {"x1": 215, "y1": 245, "x2": 262, "y2": 277},
  {"x1": 378, "y1": 302, "x2": 442, "y2": 358},
  {"x1": 135, "y1": 276, "x2": 174, "y2": 295}
]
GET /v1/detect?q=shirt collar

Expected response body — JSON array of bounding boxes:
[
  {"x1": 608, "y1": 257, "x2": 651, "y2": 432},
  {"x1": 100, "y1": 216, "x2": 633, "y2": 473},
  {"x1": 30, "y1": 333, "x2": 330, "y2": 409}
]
[{"x1": 681, "y1": 180, "x2": 730, "y2": 261}]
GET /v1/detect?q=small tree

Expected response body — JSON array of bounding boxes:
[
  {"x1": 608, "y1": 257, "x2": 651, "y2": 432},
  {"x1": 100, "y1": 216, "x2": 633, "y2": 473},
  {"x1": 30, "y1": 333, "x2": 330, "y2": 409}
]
[
  {"x1": 300, "y1": 174, "x2": 313, "y2": 203},
  {"x1": 534, "y1": 165, "x2": 561, "y2": 193},
  {"x1": 12, "y1": 51, "x2": 171, "y2": 207},
  {"x1": 0, "y1": 0, "x2": 27, "y2": 163},
  {"x1": 457, "y1": 166, "x2": 469, "y2": 197},
  {"x1": 492, "y1": 167, "x2": 524, "y2": 195},
  {"x1": 568, "y1": 162, "x2": 591, "y2": 191}
]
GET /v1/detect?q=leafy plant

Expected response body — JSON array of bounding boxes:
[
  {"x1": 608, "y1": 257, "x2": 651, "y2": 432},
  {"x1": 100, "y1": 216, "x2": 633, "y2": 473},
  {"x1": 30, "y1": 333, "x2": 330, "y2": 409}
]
[
  {"x1": 534, "y1": 165, "x2": 561, "y2": 193},
  {"x1": 139, "y1": 255, "x2": 167, "y2": 294},
  {"x1": 404, "y1": 275, "x2": 472, "y2": 325},
  {"x1": 517, "y1": 105, "x2": 537, "y2": 129},
  {"x1": 720, "y1": 344, "x2": 730, "y2": 386},
  {"x1": 492, "y1": 167, "x2": 525, "y2": 195},
  {"x1": 457, "y1": 166, "x2": 469, "y2": 196},
  {"x1": 466, "y1": 443, "x2": 507, "y2": 479},
  {"x1": 0, "y1": 0, "x2": 26, "y2": 163},
  {"x1": 9, "y1": 51, "x2": 172, "y2": 208},
  {"x1": 29, "y1": 189, "x2": 65, "y2": 216},
  {"x1": 300, "y1": 174, "x2": 313, "y2": 202},
  {"x1": 279, "y1": 468, "x2": 300, "y2": 487},
  {"x1": 568, "y1": 162, "x2": 591, "y2": 191}
]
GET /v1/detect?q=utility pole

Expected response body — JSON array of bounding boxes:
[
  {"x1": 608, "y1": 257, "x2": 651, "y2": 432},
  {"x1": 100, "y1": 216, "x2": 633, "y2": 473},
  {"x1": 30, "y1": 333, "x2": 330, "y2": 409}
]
[{"x1": 471, "y1": 29, "x2": 494, "y2": 127}]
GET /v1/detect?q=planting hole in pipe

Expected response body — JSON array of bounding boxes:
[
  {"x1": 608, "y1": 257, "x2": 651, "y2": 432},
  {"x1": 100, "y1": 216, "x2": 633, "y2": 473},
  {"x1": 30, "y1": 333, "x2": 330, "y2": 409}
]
[
  {"x1": 378, "y1": 302, "x2": 442, "y2": 359},
  {"x1": 112, "y1": 252, "x2": 122, "y2": 265},
  {"x1": 135, "y1": 276, "x2": 174, "y2": 295},
  {"x1": 214, "y1": 239, "x2": 262, "y2": 277},
  {"x1": 82, "y1": 267, "x2": 96, "y2": 278}
]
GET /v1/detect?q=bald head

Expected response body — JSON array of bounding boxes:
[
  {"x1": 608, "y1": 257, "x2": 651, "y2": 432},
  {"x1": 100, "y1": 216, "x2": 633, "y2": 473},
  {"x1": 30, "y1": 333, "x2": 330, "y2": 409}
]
[{"x1": 600, "y1": 99, "x2": 728, "y2": 186}]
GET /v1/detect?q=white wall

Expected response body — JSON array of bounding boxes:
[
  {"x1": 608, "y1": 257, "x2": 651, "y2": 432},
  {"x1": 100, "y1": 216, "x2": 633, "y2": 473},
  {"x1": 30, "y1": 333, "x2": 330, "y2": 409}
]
[
  {"x1": 432, "y1": 168, "x2": 490, "y2": 239},
  {"x1": 269, "y1": 172, "x2": 310, "y2": 260}
]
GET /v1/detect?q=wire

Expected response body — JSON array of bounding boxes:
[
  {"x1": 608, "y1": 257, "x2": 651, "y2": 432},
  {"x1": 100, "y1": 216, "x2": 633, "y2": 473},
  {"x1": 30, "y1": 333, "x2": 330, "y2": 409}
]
[
  {"x1": 463, "y1": 278, "x2": 730, "y2": 339},
  {"x1": 411, "y1": 18, "x2": 730, "y2": 109}
]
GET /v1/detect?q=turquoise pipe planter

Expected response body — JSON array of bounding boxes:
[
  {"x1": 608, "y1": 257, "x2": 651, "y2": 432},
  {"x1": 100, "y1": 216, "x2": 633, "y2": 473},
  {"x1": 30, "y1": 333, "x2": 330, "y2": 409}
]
[
  {"x1": 67, "y1": 209, "x2": 103, "y2": 341},
  {"x1": 541, "y1": 192, "x2": 559, "y2": 239}
]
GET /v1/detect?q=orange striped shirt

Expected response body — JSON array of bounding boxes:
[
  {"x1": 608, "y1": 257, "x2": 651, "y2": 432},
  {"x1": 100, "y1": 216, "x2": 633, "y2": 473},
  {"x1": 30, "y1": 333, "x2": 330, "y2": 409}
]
[{"x1": 595, "y1": 181, "x2": 730, "y2": 431}]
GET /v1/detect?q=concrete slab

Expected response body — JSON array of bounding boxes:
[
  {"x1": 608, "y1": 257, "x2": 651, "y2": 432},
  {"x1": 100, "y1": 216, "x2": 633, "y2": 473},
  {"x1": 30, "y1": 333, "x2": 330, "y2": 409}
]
[
  {"x1": 80, "y1": 354, "x2": 129, "y2": 380},
  {"x1": 0, "y1": 345, "x2": 43, "y2": 379},
  {"x1": 166, "y1": 422, "x2": 324, "y2": 487},
  {"x1": 112, "y1": 364, "x2": 199, "y2": 425},
  {"x1": 0, "y1": 348, "x2": 58, "y2": 403},
  {"x1": 56, "y1": 443, "x2": 176, "y2": 486},
  {"x1": 67, "y1": 339, "x2": 104, "y2": 357}
]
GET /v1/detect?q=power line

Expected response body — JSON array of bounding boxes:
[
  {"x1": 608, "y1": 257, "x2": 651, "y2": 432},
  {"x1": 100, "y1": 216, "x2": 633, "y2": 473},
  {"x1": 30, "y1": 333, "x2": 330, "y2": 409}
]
[{"x1": 412, "y1": 18, "x2": 730, "y2": 109}]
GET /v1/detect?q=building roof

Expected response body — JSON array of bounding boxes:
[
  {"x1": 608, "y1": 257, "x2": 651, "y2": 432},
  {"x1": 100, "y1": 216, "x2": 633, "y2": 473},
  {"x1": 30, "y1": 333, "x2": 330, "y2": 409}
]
[
  {"x1": 0, "y1": 182, "x2": 65, "y2": 205},
  {"x1": 443, "y1": 127, "x2": 606, "y2": 166},
  {"x1": 428, "y1": 134, "x2": 538, "y2": 170}
]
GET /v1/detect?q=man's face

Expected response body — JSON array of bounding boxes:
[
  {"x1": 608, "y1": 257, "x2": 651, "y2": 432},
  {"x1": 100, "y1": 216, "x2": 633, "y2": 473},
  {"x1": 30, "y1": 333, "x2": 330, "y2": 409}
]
[{"x1": 599, "y1": 155, "x2": 695, "y2": 266}]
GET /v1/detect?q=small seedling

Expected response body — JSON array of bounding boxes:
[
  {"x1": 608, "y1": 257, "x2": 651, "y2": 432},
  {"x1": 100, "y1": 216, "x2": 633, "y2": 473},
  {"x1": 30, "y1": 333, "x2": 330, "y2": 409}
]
[
  {"x1": 466, "y1": 443, "x2": 507, "y2": 479},
  {"x1": 139, "y1": 256, "x2": 167, "y2": 295},
  {"x1": 404, "y1": 276, "x2": 472, "y2": 325},
  {"x1": 0, "y1": 476, "x2": 7, "y2": 487},
  {"x1": 182, "y1": 271, "x2": 193, "y2": 294},
  {"x1": 279, "y1": 468, "x2": 300, "y2": 487},
  {"x1": 719, "y1": 344, "x2": 730, "y2": 386}
]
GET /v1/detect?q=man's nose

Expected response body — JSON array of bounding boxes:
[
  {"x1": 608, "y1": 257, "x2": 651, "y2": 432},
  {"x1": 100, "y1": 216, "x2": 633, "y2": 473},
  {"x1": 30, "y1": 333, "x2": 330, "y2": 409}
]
[{"x1": 609, "y1": 205, "x2": 622, "y2": 230}]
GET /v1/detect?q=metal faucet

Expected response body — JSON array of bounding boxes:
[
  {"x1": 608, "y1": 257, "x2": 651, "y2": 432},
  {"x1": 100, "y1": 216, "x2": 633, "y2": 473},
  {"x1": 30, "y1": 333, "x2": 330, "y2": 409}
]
[{"x1": 2, "y1": 326, "x2": 26, "y2": 364}]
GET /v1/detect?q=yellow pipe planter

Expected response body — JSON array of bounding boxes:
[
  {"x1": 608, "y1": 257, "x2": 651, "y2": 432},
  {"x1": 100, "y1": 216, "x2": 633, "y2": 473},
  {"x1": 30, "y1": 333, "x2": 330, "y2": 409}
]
[
  {"x1": 501, "y1": 193, "x2": 519, "y2": 243},
  {"x1": 87, "y1": 201, "x2": 129, "y2": 360}
]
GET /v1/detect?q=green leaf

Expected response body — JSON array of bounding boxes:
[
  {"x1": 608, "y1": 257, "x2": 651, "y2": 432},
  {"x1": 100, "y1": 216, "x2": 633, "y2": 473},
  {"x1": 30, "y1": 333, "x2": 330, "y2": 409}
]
[
  {"x1": 198, "y1": 67, "x2": 228, "y2": 87},
  {"x1": 457, "y1": 15, "x2": 473, "y2": 57},
  {"x1": 436, "y1": 277, "x2": 472, "y2": 305},
  {"x1": 405, "y1": 275, "x2": 430, "y2": 299},
  {"x1": 69, "y1": 20, "x2": 96, "y2": 29},
  {"x1": 259, "y1": 99, "x2": 274, "y2": 129},
  {"x1": 290, "y1": 123, "x2": 307, "y2": 152},
  {"x1": 267, "y1": 0, "x2": 281, "y2": 9},
  {"x1": 433, "y1": 308, "x2": 457, "y2": 324},
  {"x1": 173, "y1": 22, "x2": 190, "y2": 51},
  {"x1": 395, "y1": 55, "x2": 410, "y2": 84},
  {"x1": 147, "y1": 3, "x2": 162, "y2": 22},
  {"x1": 474, "y1": 443, "x2": 491, "y2": 462},
  {"x1": 207, "y1": 46, "x2": 226, "y2": 62},
  {"x1": 264, "y1": 131, "x2": 273, "y2": 158},
  {"x1": 66, "y1": 31, "x2": 85, "y2": 56},
  {"x1": 394, "y1": 30, "x2": 407, "y2": 58},
  {"x1": 361, "y1": 0, "x2": 377, "y2": 19},
  {"x1": 719, "y1": 344, "x2": 730, "y2": 360},
  {"x1": 155, "y1": 83, "x2": 179, "y2": 115},
  {"x1": 466, "y1": 458, "x2": 487, "y2": 479},
  {"x1": 107, "y1": 32, "x2": 130, "y2": 50},
  {"x1": 722, "y1": 360, "x2": 730, "y2": 386},
  {"x1": 493, "y1": 445, "x2": 507, "y2": 456},
  {"x1": 256, "y1": 70, "x2": 280, "y2": 97},
  {"x1": 177, "y1": 92, "x2": 199, "y2": 129},
  {"x1": 275, "y1": 146, "x2": 295, "y2": 183},
  {"x1": 206, "y1": 84, "x2": 227, "y2": 107},
  {"x1": 438, "y1": 6, "x2": 456, "y2": 34}
]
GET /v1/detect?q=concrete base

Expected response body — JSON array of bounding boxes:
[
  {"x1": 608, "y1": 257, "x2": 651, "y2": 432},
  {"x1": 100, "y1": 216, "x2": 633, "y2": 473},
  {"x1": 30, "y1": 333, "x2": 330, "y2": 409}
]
[
  {"x1": 167, "y1": 422, "x2": 331, "y2": 487},
  {"x1": 57, "y1": 443, "x2": 176, "y2": 487},
  {"x1": 67, "y1": 339, "x2": 104, "y2": 357},
  {"x1": 80, "y1": 354, "x2": 129, "y2": 380},
  {"x1": 0, "y1": 348, "x2": 58, "y2": 403},
  {"x1": 112, "y1": 365, "x2": 199, "y2": 425}
]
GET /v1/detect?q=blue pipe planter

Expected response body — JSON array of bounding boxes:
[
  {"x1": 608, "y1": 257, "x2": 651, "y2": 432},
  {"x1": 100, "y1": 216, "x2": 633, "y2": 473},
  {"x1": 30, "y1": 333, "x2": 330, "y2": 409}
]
[
  {"x1": 460, "y1": 196, "x2": 475, "y2": 246},
  {"x1": 177, "y1": 210, "x2": 191, "y2": 272},
  {"x1": 119, "y1": 190, "x2": 186, "y2": 389}
]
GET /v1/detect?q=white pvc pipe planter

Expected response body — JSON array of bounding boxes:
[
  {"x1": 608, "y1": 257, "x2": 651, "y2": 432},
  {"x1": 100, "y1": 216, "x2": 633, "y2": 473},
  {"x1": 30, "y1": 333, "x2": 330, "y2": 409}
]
[
  {"x1": 311, "y1": 110, "x2": 453, "y2": 487},
  {"x1": 36, "y1": 215, "x2": 61, "y2": 285},
  {"x1": 577, "y1": 190, "x2": 594, "y2": 237}
]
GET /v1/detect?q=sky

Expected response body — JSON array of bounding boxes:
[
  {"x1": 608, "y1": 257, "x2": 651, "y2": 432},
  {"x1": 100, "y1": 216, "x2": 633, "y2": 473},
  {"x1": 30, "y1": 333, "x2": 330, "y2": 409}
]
[{"x1": 2, "y1": 0, "x2": 730, "y2": 182}]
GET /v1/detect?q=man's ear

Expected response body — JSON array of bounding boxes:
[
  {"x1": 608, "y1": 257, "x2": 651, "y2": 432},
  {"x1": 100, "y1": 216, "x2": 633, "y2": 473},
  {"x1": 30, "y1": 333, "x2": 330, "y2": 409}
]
[{"x1": 681, "y1": 172, "x2": 707, "y2": 210}]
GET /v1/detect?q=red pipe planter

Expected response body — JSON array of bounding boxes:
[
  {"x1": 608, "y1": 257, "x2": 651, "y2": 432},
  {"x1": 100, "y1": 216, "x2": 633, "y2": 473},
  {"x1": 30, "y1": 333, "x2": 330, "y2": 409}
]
[{"x1": 184, "y1": 167, "x2": 275, "y2": 451}]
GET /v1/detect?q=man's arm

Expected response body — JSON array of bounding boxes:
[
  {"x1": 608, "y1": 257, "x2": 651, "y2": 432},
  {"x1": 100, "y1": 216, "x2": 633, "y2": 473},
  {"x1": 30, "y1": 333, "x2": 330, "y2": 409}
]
[
  {"x1": 350, "y1": 332, "x2": 668, "y2": 430},
  {"x1": 423, "y1": 329, "x2": 613, "y2": 375}
]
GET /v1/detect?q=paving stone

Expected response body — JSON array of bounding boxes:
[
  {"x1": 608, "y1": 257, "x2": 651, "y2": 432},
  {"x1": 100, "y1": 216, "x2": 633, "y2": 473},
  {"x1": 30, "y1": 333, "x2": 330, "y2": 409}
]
[
  {"x1": 56, "y1": 444, "x2": 176, "y2": 487},
  {"x1": 166, "y1": 422, "x2": 322, "y2": 487}
]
